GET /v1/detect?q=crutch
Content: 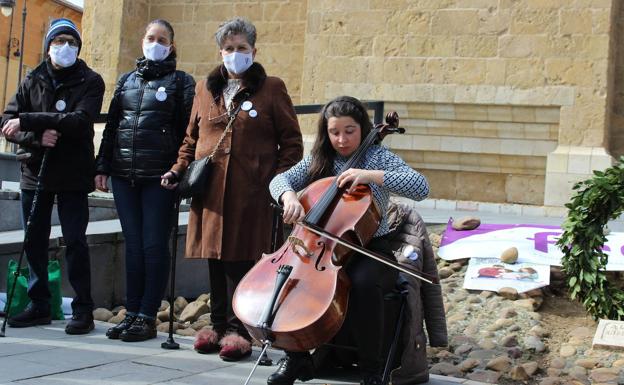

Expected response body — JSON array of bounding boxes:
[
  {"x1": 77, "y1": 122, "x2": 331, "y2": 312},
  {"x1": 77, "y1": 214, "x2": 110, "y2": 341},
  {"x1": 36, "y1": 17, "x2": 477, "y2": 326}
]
[
  {"x1": 162, "y1": 193, "x2": 182, "y2": 349},
  {"x1": 1, "y1": 148, "x2": 52, "y2": 337}
]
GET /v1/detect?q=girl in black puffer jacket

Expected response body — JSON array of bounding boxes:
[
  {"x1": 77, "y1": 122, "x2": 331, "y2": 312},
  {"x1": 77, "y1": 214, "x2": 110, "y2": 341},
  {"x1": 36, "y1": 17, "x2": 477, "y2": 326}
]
[{"x1": 95, "y1": 19, "x2": 195, "y2": 342}]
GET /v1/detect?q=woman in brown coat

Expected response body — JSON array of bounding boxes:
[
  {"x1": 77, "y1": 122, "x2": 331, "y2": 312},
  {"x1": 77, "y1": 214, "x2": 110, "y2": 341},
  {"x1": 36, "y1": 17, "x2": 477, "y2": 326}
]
[{"x1": 162, "y1": 17, "x2": 303, "y2": 361}]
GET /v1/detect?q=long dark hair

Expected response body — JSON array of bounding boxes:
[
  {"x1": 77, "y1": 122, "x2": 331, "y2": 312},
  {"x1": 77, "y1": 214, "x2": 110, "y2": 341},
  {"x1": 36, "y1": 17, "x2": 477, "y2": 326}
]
[{"x1": 308, "y1": 96, "x2": 374, "y2": 181}]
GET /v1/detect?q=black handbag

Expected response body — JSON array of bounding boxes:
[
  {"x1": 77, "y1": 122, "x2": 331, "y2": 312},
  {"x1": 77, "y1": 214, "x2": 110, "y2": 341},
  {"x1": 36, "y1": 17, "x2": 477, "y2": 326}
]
[{"x1": 178, "y1": 103, "x2": 242, "y2": 198}]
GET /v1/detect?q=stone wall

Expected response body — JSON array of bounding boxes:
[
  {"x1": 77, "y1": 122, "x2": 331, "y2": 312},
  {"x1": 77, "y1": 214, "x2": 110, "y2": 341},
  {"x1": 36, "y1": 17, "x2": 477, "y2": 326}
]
[
  {"x1": 81, "y1": 0, "x2": 622, "y2": 207},
  {"x1": 0, "y1": 0, "x2": 82, "y2": 109}
]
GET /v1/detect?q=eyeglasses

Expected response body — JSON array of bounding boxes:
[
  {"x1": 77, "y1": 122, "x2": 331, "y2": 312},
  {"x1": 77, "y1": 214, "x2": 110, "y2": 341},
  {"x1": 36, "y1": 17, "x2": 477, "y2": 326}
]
[{"x1": 50, "y1": 36, "x2": 79, "y2": 48}]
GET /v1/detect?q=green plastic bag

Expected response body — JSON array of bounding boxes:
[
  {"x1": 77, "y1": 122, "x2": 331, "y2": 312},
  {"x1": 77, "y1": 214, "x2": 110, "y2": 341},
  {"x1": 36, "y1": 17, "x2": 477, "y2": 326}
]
[{"x1": 5, "y1": 259, "x2": 64, "y2": 320}]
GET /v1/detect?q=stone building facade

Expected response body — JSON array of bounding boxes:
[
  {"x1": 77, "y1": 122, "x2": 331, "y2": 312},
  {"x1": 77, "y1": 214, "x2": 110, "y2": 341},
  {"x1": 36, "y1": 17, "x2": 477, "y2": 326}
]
[{"x1": 80, "y1": 0, "x2": 621, "y2": 207}]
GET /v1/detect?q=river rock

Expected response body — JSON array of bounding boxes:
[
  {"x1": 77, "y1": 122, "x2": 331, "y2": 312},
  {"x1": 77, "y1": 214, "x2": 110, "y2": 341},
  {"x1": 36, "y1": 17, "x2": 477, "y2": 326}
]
[
  {"x1": 510, "y1": 365, "x2": 530, "y2": 381},
  {"x1": 498, "y1": 287, "x2": 518, "y2": 300},
  {"x1": 157, "y1": 321, "x2": 180, "y2": 333},
  {"x1": 507, "y1": 347, "x2": 523, "y2": 359},
  {"x1": 191, "y1": 319, "x2": 211, "y2": 330},
  {"x1": 466, "y1": 370, "x2": 501, "y2": 383},
  {"x1": 455, "y1": 343, "x2": 474, "y2": 355},
  {"x1": 108, "y1": 308, "x2": 127, "y2": 324},
  {"x1": 523, "y1": 361, "x2": 539, "y2": 375},
  {"x1": 485, "y1": 355, "x2": 511, "y2": 372},
  {"x1": 158, "y1": 309, "x2": 171, "y2": 321},
  {"x1": 575, "y1": 358, "x2": 597, "y2": 369},
  {"x1": 111, "y1": 305, "x2": 125, "y2": 315},
  {"x1": 589, "y1": 368, "x2": 619, "y2": 383},
  {"x1": 93, "y1": 308, "x2": 113, "y2": 322},
  {"x1": 438, "y1": 267, "x2": 454, "y2": 279},
  {"x1": 500, "y1": 247, "x2": 518, "y2": 263},
  {"x1": 452, "y1": 216, "x2": 481, "y2": 231},
  {"x1": 430, "y1": 362, "x2": 462, "y2": 376},
  {"x1": 524, "y1": 335, "x2": 546, "y2": 352},
  {"x1": 550, "y1": 357, "x2": 566, "y2": 369},
  {"x1": 501, "y1": 334, "x2": 518, "y2": 347},
  {"x1": 159, "y1": 300, "x2": 169, "y2": 311},
  {"x1": 539, "y1": 377, "x2": 562, "y2": 385},
  {"x1": 174, "y1": 296, "x2": 188, "y2": 313},
  {"x1": 176, "y1": 327, "x2": 197, "y2": 337},
  {"x1": 196, "y1": 293, "x2": 210, "y2": 303},
  {"x1": 459, "y1": 358, "x2": 480, "y2": 372},
  {"x1": 179, "y1": 300, "x2": 210, "y2": 323},
  {"x1": 560, "y1": 345, "x2": 577, "y2": 357}
]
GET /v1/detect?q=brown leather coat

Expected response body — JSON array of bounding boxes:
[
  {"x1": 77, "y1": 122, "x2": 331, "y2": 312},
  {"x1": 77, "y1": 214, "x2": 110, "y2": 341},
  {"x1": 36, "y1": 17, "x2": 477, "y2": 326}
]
[{"x1": 172, "y1": 63, "x2": 303, "y2": 260}]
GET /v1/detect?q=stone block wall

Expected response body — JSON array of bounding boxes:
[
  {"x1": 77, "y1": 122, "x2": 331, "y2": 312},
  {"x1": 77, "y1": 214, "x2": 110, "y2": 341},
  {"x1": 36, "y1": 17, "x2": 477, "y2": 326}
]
[{"x1": 81, "y1": 0, "x2": 622, "y2": 206}]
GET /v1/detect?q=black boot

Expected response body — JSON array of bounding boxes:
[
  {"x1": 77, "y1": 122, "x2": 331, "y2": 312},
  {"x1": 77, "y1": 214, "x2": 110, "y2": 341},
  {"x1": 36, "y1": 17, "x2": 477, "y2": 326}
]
[
  {"x1": 267, "y1": 353, "x2": 314, "y2": 385},
  {"x1": 120, "y1": 315, "x2": 157, "y2": 342},
  {"x1": 8, "y1": 304, "x2": 51, "y2": 328},
  {"x1": 106, "y1": 314, "x2": 137, "y2": 339},
  {"x1": 65, "y1": 313, "x2": 95, "y2": 335}
]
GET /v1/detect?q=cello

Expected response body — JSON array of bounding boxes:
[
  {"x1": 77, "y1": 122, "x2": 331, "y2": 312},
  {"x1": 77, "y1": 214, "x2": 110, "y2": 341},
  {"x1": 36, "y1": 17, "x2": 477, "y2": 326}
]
[{"x1": 232, "y1": 111, "x2": 438, "y2": 362}]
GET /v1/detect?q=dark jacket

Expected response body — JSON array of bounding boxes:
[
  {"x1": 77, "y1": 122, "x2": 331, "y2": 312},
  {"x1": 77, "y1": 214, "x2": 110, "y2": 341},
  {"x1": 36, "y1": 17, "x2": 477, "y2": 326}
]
[
  {"x1": 1, "y1": 59, "x2": 105, "y2": 192},
  {"x1": 95, "y1": 57, "x2": 195, "y2": 181},
  {"x1": 387, "y1": 200, "x2": 448, "y2": 385},
  {"x1": 171, "y1": 63, "x2": 303, "y2": 260}
]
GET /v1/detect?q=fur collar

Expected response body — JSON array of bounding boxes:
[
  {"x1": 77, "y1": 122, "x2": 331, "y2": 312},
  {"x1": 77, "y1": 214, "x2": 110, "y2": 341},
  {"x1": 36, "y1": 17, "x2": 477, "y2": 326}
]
[{"x1": 206, "y1": 62, "x2": 267, "y2": 101}]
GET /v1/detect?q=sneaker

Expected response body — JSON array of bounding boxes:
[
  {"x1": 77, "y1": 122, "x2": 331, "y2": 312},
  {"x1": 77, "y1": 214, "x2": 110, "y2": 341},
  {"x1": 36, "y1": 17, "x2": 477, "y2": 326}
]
[
  {"x1": 120, "y1": 316, "x2": 157, "y2": 342},
  {"x1": 65, "y1": 313, "x2": 95, "y2": 335},
  {"x1": 106, "y1": 314, "x2": 136, "y2": 339},
  {"x1": 218, "y1": 333, "x2": 252, "y2": 361},
  {"x1": 7, "y1": 305, "x2": 51, "y2": 328},
  {"x1": 267, "y1": 353, "x2": 314, "y2": 385},
  {"x1": 194, "y1": 328, "x2": 222, "y2": 354}
]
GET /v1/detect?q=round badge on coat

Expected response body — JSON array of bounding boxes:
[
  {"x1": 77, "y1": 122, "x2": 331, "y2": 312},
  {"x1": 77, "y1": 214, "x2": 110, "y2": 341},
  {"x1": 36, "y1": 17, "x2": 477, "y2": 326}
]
[
  {"x1": 55, "y1": 100, "x2": 66, "y2": 111},
  {"x1": 241, "y1": 101, "x2": 253, "y2": 111},
  {"x1": 249, "y1": 109, "x2": 258, "y2": 118},
  {"x1": 155, "y1": 86, "x2": 167, "y2": 102}
]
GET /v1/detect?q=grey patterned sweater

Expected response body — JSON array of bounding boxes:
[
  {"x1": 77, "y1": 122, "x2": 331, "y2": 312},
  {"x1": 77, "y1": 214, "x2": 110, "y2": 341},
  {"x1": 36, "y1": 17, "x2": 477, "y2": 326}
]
[{"x1": 269, "y1": 145, "x2": 430, "y2": 237}]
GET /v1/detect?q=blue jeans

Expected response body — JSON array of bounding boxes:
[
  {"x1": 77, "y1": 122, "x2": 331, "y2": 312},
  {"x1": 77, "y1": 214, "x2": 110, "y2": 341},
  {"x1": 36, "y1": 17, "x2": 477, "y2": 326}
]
[
  {"x1": 111, "y1": 177, "x2": 175, "y2": 318},
  {"x1": 21, "y1": 189, "x2": 93, "y2": 314}
]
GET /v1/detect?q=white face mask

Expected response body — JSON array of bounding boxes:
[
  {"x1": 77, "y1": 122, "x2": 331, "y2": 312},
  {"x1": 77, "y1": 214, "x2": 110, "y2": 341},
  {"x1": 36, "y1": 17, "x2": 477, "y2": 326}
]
[
  {"x1": 223, "y1": 51, "x2": 253, "y2": 75},
  {"x1": 143, "y1": 41, "x2": 171, "y2": 62},
  {"x1": 49, "y1": 43, "x2": 79, "y2": 68}
]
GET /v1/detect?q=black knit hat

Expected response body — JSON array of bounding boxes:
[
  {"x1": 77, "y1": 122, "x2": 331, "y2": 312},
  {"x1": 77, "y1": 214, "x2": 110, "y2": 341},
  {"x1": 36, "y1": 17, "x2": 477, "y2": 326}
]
[{"x1": 45, "y1": 18, "x2": 82, "y2": 54}]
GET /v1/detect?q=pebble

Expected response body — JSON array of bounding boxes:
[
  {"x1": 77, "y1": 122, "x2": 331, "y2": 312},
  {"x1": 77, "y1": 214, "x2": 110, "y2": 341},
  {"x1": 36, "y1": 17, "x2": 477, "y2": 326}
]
[
  {"x1": 438, "y1": 267, "x2": 454, "y2": 279},
  {"x1": 560, "y1": 345, "x2": 577, "y2": 358},
  {"x1": 466, "y1": 369, "x2": 502, "y2": 383},
  {"x1": 510, "y1": 365, "x2": 530, "y2": 381},
  {"x1": 93, "y1": 308, "x2": 113, "y2": 322},
  {"x1": 459, "y1": 358, "x2": 480, "y2": 372},
  {"x1": 498, "y1": 287, "x2": 518, "y2": 300},
  {"x1": 485, "y1": 355, "x2": 511, "y2": 372}
]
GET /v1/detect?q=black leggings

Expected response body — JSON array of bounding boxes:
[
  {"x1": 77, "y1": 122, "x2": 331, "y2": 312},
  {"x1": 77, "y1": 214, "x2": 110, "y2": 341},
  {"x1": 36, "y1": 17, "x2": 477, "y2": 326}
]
[{"x1": 287, "y1": 236, "x2": 398, "y2": 375}]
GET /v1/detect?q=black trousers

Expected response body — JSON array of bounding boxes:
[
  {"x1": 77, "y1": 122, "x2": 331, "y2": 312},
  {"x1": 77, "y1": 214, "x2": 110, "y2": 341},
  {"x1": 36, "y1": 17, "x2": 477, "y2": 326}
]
[
  {"x1": 208, "y1": 259, "x2": 255, "y2": 338},
  {"x1": 20, "y1": 189, "x2": 94, "y2": 315},
  {"x1": 288, "y1": 237, "x2": 398, "y2": 375}
]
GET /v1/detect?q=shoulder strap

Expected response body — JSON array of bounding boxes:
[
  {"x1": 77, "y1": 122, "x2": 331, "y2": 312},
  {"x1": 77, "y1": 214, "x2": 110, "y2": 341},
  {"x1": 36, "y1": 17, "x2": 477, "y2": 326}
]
[{"x1": 114, "y1": 71, "x2": 132, "y2": 98}]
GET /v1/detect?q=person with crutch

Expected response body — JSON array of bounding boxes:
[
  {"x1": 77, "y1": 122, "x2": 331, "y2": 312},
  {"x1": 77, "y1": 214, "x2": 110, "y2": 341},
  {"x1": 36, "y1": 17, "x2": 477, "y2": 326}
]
[{"x1": 0, "y1": 18, "x2": 105, "y2": 335}]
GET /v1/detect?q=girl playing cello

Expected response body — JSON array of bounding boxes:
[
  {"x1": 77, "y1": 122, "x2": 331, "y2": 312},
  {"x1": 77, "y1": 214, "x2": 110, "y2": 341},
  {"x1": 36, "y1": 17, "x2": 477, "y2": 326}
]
[{"x1": 266, "y1": 96, "x2": 430, "y2": 385}]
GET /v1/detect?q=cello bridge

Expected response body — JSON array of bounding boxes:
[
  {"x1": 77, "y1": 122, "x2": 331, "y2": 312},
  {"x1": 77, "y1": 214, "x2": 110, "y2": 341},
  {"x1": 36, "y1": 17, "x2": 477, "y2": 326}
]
[{"x1": 287, "y1": 236, "x2": 313, "y2": 258}]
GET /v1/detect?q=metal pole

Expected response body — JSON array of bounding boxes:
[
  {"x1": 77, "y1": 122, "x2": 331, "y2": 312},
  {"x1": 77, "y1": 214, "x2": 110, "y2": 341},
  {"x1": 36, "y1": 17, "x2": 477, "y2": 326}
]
[
  {"x1": 16, "y1": 0, "x2": 25, "y2": 87},
  {"x1": 161, "y1": 194, "x2": 181, "y2": 350},
  {"x1": 1, "y1": 7, "x2": 15, "y2": 109},
  {"x1": 1, "y1": 148, "x2": 51, "y2": 337}
]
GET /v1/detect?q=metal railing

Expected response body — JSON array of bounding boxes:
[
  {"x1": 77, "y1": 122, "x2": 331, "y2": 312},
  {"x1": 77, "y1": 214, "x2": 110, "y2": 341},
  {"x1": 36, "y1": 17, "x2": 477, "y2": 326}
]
[
  {"x1": 0, "y1": 101, "x2": 385, "y2": 183},
  {"x1": 94, "y1": 100, "x2": 386, "y2": 125}
]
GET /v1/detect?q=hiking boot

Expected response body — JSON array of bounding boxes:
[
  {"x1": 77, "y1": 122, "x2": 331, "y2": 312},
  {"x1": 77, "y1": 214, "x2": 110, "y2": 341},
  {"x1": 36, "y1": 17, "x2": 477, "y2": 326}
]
[
  {"x1": 8, "y1": 305, "x2": 51, "y2": 328},
  {"x1": 65, "y1": 313, "x2": 95, "y2": 335},
  {"x1": 120, "y1": 316, "x2": 157, "y2": 342},
  {"x1": 106, "y1": 314, "x2": 136, "y2": 339},
  {"x1": 267, "y1": 353, "x2": 314, "y2": 385}
]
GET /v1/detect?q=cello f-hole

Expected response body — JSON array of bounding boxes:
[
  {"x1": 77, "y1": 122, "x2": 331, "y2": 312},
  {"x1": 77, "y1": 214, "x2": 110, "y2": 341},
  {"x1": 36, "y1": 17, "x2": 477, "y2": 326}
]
[{"x1": 314, "y1": 240, "x2": 327, "y2": 272}]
